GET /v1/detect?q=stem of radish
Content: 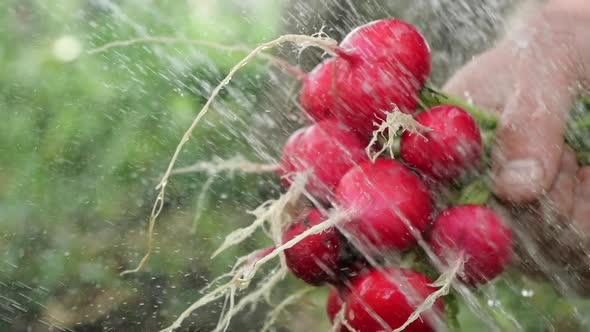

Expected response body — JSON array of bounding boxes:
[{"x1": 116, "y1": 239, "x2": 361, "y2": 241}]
[
  {"x1": 452, "y1": 178, "x2": 492, "y2": 206},
  {"x1": 419, "y1": 85, "x2": 498, "y2": 130}
]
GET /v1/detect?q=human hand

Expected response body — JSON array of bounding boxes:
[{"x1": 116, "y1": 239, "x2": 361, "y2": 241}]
[
  {"x1": 444, "y1": 1, "x2": 590, "y2": 231},
  {"x1": 443, "y1": 1, "x2": 590, "y2": 292}
]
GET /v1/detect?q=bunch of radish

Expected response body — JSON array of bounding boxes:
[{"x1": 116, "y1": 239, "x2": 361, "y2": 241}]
[
  {"x1": 278, "y1": 19, "x2": 514, "y2": 331},
  {"x1": 112, "y1": 11, "x2": 590, "y2": 332}
]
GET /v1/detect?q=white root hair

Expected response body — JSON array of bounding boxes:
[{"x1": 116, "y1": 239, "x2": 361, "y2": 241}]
[
  {"x1": 120, "y1": 32, "x2": 339, "y2": 276},
  {"x1": 211, "y1": 172, "x2": 308, "y2": 258},
  {"x1": 331, "y1": 302, "x2": 359, "y2": 332},
  {"x1": 190, "y1": 175, "x2": 217, "y2": 234},
  {"x1": 392, "y1": 253, "x2": 465, "y2": 332},
  {"x1": 171, "y1": 156, "x2": 279, "y2": 176},
  {"x1": 159, "y1": 209, "x2": 351, "y2": 331},
  {"x1": 366, "y1": 108, "x2": 431, "y2": 162},
  {"x1": 260, "y1": 287, "x2": 314, "y2": 332}
]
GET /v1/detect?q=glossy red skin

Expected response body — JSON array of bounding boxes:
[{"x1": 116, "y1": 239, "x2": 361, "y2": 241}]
[
  {"x1": 283, "y1": 209, "x2": 343, "y2": 285},
  {"x1": 335, "y1": 159, "x2": 432, "y2": 252},
  {"x1": 280, "y1": 127, "x2": 306, "y2": 182},
  {"x1": 300, "y1": 58, "x2": 335, "y2": 122},
  {"x1": 345, "y1": 268, "x2": 444, "y2": 332},
  {"x1": 429, "y1": 205, "x2": 513, "y2": 285},
  {"x1": 327, "y1": 287, "x2": 352, "y2": 332},
  {"x1": 279, "y1": 119, "x2": 369, "y2": 202},
  {"x1": 327, "y1": 287, "x2": 344, "y2": 323},
  {"x1": 331, "y1": 19, "x2": 431, "y2": 135},
  {"x1": 401, "y1": 105, "x2": 483, "y2": 182}
]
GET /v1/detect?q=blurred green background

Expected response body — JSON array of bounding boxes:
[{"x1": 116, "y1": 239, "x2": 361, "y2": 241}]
[
  {"x1": 1, "y1": 1, "x2": 306, "y2": 331},
  {"x1": 2, "y1": 1, "x2": 590, "y2": 331}
]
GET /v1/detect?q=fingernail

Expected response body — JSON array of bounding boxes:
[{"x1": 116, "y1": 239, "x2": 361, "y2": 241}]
[{"x1": 497, "y1": 159, "x2": 544, "y2": 192}]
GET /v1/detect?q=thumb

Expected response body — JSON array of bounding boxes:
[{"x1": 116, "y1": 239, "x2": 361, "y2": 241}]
[
  {"x1": 492, "y1": 68, "x2": 574, "y2": 203},
  {"x1": 443, "y1": 47, "x2": 513, "y2": 112}
]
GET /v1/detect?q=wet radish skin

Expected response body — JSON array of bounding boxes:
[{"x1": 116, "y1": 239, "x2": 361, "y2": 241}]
[
  {"x1": 345, "y1": 268, "x2": 443, "y2": 332},
  {"x1": 283, "y1": 209, "x2": 343, "y2": 285},
  {"x1": 327, "y1": 287, "x2": 344, "y2": 323},
  {"x1": 300, "y1": 58, "x2": 336, "y2": 122},
  {"x1": 279, "y1": 119, "x2": 368, "y2": 201},
  {"x1": 331, "y1": 19, "x2": 431, "y2": 135},
  {"x1": 401, "y1": 105, "x2": 483, "y2": 182},
  {"x1": 335, "y1": 159, "x2": 432, "y2": 252},
  {"x1": 430, "y1": 205, "x2": 513, "y2": 285},
  {"x1": 327, "y1": 287, "x2": 353, "y2": 332},
  {"x1": 279, "y1": 126, "x2": 306, "y2": 182}
]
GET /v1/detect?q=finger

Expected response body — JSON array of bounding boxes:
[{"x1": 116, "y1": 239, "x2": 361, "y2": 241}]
[
  {"x1": 573, "y1": 166, "x2": 590, "y2": 233},
  {"x1": 543, "y1": 147, "x2": 578, "y2": 219},
  {"x1": 492, "y1": 56, "x2": 575, "y2": 203},
  {"x1": 443, "y1": 47, "x2": 513, "y2": 112}
]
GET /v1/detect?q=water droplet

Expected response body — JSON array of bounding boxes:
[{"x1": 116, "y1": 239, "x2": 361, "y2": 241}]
[{"x1": 487, "y1": 299, "x2": 500, "y2": 307}]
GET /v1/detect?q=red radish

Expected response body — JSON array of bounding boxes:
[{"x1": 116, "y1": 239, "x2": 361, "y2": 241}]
[
  {"x1": 401, "y1": 105, "x2": 483, "y2": 181},
  {"x1": 300, "y1": 58, "x2": 335, "y2": 122},
  {"x1": 330, "y1": 19, "x2": 431, "y2": 135},
  {"x1": 283, "y1": 208, "x2": 344, "y2": 285},
  {"x1": 327, "y1": 287, "x2": 352, "y2": 332},
  {"x1": 345, "y1": 268, "x2": 444, "y2": 332},
  {"x1": 327, "y1": 287, "x2": 344, "y2": 323},
  {"x1": 279, "y1": 127, "x2": 306, "y2": 185},
  {"x1": 335, "y1": 159, "x2": 432, "y2": 252},
  {"x1": 429, "y1": 205, "x2": 513, "y2": 285},
  {"x1": 279, "y1": 119, "x2": 369, "y2": 201},
  {"x1": 279, "y1": 125, "x2": 312, "y2": 193}
]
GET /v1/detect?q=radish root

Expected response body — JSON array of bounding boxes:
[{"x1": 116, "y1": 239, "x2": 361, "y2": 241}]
[
  {"x1": 172, "y1": 156, "x2": 279, "y2": 176},
  {"x1": 87, "y1": 36, "x2": 306, "y2": 78},
  {"x1": 121, "y1": 32, "x2": 339, "y2": 276},
  {"x1": 175, "y1": 156, "x2": 280, "y2": 235},
  {"x1": 160, "y1": 250, "x2": 283, "y2": 332},
  {"x1": 160, "y1": 209, "x2": 350, "y2": 331},
  {"x1": 392, "y1": 253, "x2": 465, "y2": 332},
  {"x1": 240, "y1": 209, "x2": 352, "y2": 283},
  {"x1": 260, "y1": 287, "x2": 314, "y2": 332},
  {"x1": 212, "y1": 172, "x2": 308, "y2": 258},
  {"x1": 332, "y1": 303, "x2": 358, "y2": 332},
  {"x1": 160, "y1": 281, "x2": 234, "y2": 332},
  {"x1": 87, "y1": 36, "x2": 253, "y2": 55},
  {"x1": 120, "y1": 189, "x2": 165, "y2": 276},
  {"x1": 366, "y1": 108, "x2": 431, "y2": 162},
  {"x1": 213, "y1": 265, "x2": 288, "y2": 332},
  {"x1": 191, "y1": 175, "x2": 217, "y2": 234}
]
